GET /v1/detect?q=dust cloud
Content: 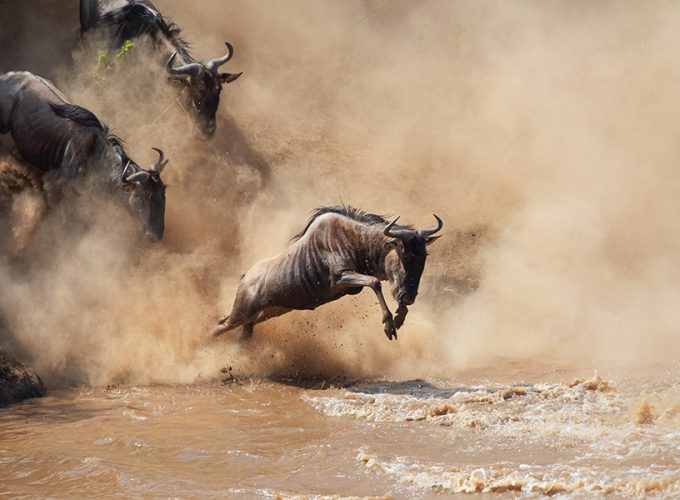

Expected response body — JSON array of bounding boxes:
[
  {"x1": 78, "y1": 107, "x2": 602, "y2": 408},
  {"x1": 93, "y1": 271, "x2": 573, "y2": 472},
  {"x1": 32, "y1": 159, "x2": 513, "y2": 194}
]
[{"x1": 1, "y1": 0, "x2": 680, "y2": 387}]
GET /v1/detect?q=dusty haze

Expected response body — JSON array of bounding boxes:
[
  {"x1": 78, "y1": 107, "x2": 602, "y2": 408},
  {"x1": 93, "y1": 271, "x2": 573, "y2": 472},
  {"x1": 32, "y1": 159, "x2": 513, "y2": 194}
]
[{"x1": 1, "y1": 0, "x2": 679, "y2": 387}]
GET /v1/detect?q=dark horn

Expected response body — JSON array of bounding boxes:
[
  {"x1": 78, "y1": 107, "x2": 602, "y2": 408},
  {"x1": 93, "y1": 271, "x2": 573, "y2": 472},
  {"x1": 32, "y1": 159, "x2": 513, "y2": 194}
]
[
  {"x1": 384, "y1": 216, "x2": 413, "y2": 240},
  {"x1": 386, "y1": 214, "x2": 422, "y2": 240},
  {"x1": 418, "y1": 214, "x2": 444, "y2": 238},
  {"x1": 151, "y1": 147, "x2": 168, "y2": 172},
  {"x1": 383, "y1": 216, "x2": 400, "y2": 237},
  {"x1": 166, "y1": 52, "x2": 202, "y2": 76},
  {"x1": 207, "y1": 42, "x2": 234, "y2": 72}
]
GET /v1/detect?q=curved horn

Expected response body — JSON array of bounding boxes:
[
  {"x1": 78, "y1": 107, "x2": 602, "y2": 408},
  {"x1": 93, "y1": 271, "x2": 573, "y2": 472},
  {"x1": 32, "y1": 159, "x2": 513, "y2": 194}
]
[
  {"x1": 383, "y1": 216, "x2": 400, "y2": 237},
  {"x1": 207, "y1": 42, "x2": 234, "y2": 72},
  {"x1": 120, "y1": 160, "x2": 132, "y2": 182},
  {"x1": 166, "y1": 52, "x2": 202, "y2": 76},
  {"x1": 124, "y1": 170, "x2": 150, "y2": 183},
  {"x1": 417, "y1": 214, "x2": 444, "y2": 238},
  {"x1": 151, "y1": 147, "x2": 168, "y2": 173},
  {"x1": 383, "y1": 216, "x2": 413, "y2": 240}
]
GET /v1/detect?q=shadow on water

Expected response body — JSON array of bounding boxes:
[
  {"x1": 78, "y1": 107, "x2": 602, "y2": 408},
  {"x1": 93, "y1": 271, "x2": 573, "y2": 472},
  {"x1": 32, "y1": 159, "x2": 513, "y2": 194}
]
[
  {"x1": 0, "y1": 390, "x2": 117, "y2": 425},
  {"x1": 348, "y1": 379, "x2": 538, "y2": 399}
]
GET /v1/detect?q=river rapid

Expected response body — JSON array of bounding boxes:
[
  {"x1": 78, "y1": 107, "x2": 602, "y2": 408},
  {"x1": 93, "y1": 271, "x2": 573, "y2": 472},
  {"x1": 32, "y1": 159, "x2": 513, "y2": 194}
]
[{"x1": 2, "y1": 364, "x2": 679, "y2": 498}]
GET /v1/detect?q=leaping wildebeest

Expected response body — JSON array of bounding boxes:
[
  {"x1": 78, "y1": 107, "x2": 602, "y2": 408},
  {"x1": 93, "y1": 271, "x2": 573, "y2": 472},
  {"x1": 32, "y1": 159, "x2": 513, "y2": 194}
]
[
  {"x1": 0, "y1": 71, "x2": 167, "y2": 242},
  {"x1": 80, "y1": 0, "x2": 242, "y2": 139},
  {"x1": 211, "y1": 206, "x2": 443, "y2": 341}
]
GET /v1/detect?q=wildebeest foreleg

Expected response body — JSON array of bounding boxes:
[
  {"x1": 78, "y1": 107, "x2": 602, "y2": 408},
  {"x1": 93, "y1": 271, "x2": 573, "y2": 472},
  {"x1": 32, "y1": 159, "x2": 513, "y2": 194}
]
[
  {"x1": 336, "y1": 271, "x2": 397, "y2": 340},
  {"x1": 394, "y1": 303, "x2": 408, "y2": 330}
]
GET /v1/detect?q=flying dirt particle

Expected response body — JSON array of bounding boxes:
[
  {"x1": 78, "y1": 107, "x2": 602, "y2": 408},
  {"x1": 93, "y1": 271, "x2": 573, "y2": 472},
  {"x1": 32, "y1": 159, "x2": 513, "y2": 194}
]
[
  {"x1": 635, "y1": 400, "x2": 657, "y2": 425},
  {"x1": 569, "y1": 370, "x2": 614, "y2": 392}
]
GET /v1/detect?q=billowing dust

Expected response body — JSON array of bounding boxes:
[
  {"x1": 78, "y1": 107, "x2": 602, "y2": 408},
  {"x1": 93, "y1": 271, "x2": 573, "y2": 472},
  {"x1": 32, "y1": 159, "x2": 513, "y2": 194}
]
[{"x1": 2, "y1": 0, "x2": 680, "y2": 387}]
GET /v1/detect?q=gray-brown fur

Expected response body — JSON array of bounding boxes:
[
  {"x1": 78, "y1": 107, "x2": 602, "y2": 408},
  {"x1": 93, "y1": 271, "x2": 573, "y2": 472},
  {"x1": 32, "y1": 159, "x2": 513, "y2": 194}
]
[
  {"x1": 80, "y1": 0, "x2": 242, "y2": 139},
  {"x1": 212, "y1": 205, "x2": 443, "y2": 341},
  {"x1": 0, "y1": 71, "x2": 167, "y2": 242}
]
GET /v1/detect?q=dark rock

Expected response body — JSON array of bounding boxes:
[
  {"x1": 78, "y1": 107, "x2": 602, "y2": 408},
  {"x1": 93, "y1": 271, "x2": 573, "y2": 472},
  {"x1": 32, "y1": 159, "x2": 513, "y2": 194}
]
[{"x1": 0, "y1": 346, "x2": 46, "y2": 408}]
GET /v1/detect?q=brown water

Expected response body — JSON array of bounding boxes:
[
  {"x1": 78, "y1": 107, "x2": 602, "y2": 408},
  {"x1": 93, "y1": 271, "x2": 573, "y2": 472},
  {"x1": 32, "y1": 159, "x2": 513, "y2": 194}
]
[{"x1": 2, "y1": 365, "x2": 679, "y2": 498}]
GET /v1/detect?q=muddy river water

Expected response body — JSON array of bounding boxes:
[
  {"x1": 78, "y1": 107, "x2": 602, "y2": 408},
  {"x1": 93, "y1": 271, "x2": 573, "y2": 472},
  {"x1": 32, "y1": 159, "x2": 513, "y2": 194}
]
[{"x1": 2, "y1": 364, "x2": 679, "y2": 498}]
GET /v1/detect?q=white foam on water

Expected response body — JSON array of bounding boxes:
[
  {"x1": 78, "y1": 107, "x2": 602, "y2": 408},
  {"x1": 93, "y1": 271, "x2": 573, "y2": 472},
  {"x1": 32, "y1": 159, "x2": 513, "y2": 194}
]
[{"x1": 304, "y1": 374, "x2": 680, "y2": 496}]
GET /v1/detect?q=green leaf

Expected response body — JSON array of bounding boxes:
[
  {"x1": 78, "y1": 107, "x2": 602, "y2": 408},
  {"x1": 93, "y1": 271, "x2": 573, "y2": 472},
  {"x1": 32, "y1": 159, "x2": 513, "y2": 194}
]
[
  {"x1": 96, "y1": 49, "x2": 109, "y2": 68},
  {"x1": 115, "y1": 39, "x2": 135, "y2": 61}
]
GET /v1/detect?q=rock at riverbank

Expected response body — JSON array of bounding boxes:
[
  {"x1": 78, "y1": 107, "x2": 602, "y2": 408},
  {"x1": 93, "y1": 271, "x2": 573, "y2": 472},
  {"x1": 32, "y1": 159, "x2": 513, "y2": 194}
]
[{"x1": 0, "y1": 347, "x2": 46, "y2": 408}]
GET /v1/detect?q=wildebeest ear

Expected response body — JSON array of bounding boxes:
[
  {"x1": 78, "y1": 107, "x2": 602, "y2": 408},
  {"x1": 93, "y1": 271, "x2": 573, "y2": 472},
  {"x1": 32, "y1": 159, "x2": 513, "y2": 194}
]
[
  {"x1": 426, "y1": 235, "x2": 442, "y2": 245},
  {"x1": 384, "y1": 239, "x2": 399, "y2": 251},
  {"x1": 220, "y1": 72, "x2": 243, "y2": 84}
]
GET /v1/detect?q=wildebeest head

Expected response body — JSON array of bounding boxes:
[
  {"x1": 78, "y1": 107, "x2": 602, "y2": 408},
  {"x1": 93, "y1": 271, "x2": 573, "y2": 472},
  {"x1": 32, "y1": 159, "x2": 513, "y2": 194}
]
[
  {"x1": 120, "y1": 148, "x2": 168, "y2": 242},
  {"x1": 383, "y1": 215, "x2": 443, "y2": 306},
  {"x1": 166, "y1": 43, "x2": 242, "y2": 139}
]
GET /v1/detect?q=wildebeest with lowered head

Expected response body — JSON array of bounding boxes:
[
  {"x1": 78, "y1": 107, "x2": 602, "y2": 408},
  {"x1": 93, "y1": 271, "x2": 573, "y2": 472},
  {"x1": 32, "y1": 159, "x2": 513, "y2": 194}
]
[
  {"x1": 0, "y1": 71, "x2": 167, "y2": 242},
  {"x1": 211, "y1": 206, "x2": 443, "y2": 341},
  {"x1": 80, "y1": 0, "x2": 242, "y2": 139}
]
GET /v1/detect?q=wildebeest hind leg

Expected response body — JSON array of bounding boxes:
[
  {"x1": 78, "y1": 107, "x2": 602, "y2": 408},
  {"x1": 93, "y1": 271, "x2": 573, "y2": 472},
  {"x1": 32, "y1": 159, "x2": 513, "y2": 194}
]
[
  {"x1": 211, "y1": 314, "x2": 249, "y2": 338},
  {"x1": 236, "y1": 307, "x2": 291, "y2": 342}
]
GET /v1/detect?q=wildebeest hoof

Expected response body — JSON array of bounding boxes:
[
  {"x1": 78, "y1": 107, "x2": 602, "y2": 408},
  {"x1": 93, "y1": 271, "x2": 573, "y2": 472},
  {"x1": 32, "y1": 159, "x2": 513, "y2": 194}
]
[{"x1": 384, "y1": 321, "x2": 397, "y2": 341}]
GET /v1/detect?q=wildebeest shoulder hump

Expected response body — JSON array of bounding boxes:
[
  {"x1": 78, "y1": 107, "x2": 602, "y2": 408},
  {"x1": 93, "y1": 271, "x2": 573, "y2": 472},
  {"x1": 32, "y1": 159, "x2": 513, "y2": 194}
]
[{"x1": 292, "y1": 204, "x2": 413, "y2": 240}]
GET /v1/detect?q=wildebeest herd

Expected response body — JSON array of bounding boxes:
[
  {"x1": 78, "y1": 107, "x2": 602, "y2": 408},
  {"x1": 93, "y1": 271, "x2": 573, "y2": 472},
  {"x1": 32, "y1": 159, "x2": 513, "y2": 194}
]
[{"x1": 0, "y1": 0, "x2": 443, "y2": 344}]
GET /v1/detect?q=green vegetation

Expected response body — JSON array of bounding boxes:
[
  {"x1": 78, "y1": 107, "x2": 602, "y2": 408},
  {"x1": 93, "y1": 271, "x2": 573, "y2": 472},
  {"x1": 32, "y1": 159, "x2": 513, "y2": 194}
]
[{"x1": 96, "y1": 40, "x2": 135, "y2": 70}]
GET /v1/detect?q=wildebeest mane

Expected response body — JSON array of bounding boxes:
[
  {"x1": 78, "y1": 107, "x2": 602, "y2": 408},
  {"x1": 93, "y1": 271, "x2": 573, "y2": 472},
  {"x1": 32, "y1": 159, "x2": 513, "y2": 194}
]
[
  {"x1": 50, "y1": 103, "x2": 104, "y2": 130},
  {"x1": 50, "y1": 103, "x2": 128, "y2": 158},
  {"x1": 102, "y1": 1, "x2": 192, "y2": 60},
  {"x1": 293, "y1": 205, "x2": 413, "y2": 240}
]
